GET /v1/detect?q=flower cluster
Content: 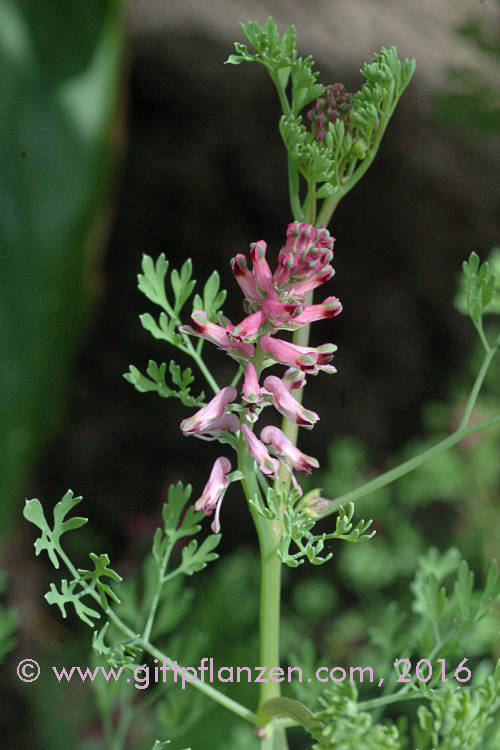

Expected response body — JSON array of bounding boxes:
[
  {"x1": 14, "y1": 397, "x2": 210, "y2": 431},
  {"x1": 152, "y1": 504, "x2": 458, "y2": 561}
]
[
  {"x1": 180, "y1": 222, "x2": 342, "y2": 532},
  {"x1": 307, "y1": 83, "x2": 352, "y2": 141}
]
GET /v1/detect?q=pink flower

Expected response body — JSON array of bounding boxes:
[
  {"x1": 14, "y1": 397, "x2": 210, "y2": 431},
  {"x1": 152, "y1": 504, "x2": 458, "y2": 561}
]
[
  {"x1": 263, "y1": 375, "x2": 319, "y2": 428},
  {"x1": 194, "y1": 456, "x2": 232, "y2": 533},
  {"x1": 274, "y1": 223, "x2": 334, "y2": 288},
  {"x1": 242, "y1": 362, "x2": 262, "y2": 405},
  {"x1": 180, "y1": 387, "x2": 238, "y2": 438},
  {"x1": 180, "y1": 311, "x2": 255, "y2": 357},
  {"x1": 261, "y1": 298, "x2": 302, "y2": 326},
  {"x1": 231, "y1": 254, "x2": 261, "y2": 305},
  {"x1": 228, "y1": 310, "x2": 266, "y2": 342},
  {"x1": 260, "y1": 425, "x2": 319, "y2": 475},
  {"x1": 285, "y1": 269, "x2": 335, "y2": 298},
  {"x1": 250, "y1": 241, "x2": 277, "y2": 299},
  {"x1": 281, "y1": 368, "x2": 306, "y2": 391},
  {"x1": 241, "y1": 424, "x2": 280, "y2": 477},
  {"x1": 283, "y1": 296, "x2": 342, "y2": 328},
  {"x1": 259, "y1": 336, "x2": 337, "y2": 374}
]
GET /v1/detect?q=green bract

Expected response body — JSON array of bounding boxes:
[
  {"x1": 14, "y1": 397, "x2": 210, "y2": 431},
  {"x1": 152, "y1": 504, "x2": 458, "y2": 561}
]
[{"x1": 227, "y1": 17, "x2": 415, "y2": 224}]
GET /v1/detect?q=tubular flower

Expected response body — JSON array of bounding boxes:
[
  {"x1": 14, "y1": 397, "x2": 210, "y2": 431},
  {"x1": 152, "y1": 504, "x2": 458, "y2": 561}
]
[
  {"x1": 260, "y1": 425, "x2": 319, "y2": 476},
  {"x1": 249, "y1": 241, "x2": 277, "y2": 299},
  {"x1": 242, "y1": 362, "x2": 262, "y2": 405},
  {"x1": 180, "y1": 386, "x2": 238, "y2": 437},
  {"x1": 263, "y1": 375, "x2": 319, "y2": 428},
  {"x1": 194, "y1": 456, "x2": 232, "y2": 533},
  {"x1": 240, "y1": 424, "x2": 280, "y2": 477},
  {"x1": 274, "y1": 223, "x2": 334, "y2": 288},
  {"x1": 261, "y1": 298, "x2": 302, "y2": 326},
  {"x1": 231, "y1": 253, "x2": 261, "y2": 305},
  {"x1": 230, "y1": 223, "x2": 341, "y2": 334},
  {"x1": 227, "y1": 310, "x2": 267, "y2": 343},
  {"x1": 282, "y1": 296, "x2": 342, "y2": 328},
  {"x1": 259, "y1": 336, "x2": 337, "y2": 374},
  {"x1": 281, "y1": 368, "x2": 306, "y2": 391},
  {"x1": 180, "y1": 311, "x2": 255, "y2": 357}
]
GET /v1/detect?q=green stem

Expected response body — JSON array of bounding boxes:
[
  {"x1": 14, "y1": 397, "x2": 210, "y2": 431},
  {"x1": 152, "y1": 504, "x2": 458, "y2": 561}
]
[
  {"x1": 321, "y1": 414, "x2": 500, "y2": 518},
  {"x1": 56, "y1": 548, "x2": 260, "y2": 727},
  {"x1": 142, "y1": 541, "x2": 175, "y2": 642},
  {"x1": 180, "y1": 338, "x2": 220, "y2": 394},
  {"x1": 317, "y1": 83, "x2": 400, "y2": 228},
  {"x1": 459, "y1": 344, "x2": 497, "y2": 429},
  {"x1": 288, "y1": 159, "x2": 303, "y2": 221},
  {"x1": 238, "y1": 437, "x2": 288, "y2": 749}
]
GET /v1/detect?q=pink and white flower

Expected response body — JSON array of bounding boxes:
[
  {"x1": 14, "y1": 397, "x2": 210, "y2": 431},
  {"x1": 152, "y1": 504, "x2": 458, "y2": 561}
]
[
  {"x1": 194, "y1": 456, "x2": 232, "y2": 533},
  {"x1": 263, "y1": 375, "x2": 319, "y2": 428},
  {"x1": 240, "y1": 424, "x2": 279, "y2": 477},
  {"x1": 281, "y1": 368, "x2": 306, "y2": 391},
  {"x1": 180, "y1": 311, "x2": 255, "y2": 357},
  {"x1": 231, "y1": 254, "x2": 261, "y2": 305},
  {"x1": 227, "y1": 310, "x2": 266, "y2": 342},
  {"x1": 249, "y1": 241, "x2": 277, "y2": 299},
  {"x1": 274, "y1": 223, "x2": 334, "y2": 288},
  {"x1": 242, "y1": 362, "x2": 262, "y2": 405},
  {"x1": 260, "y1": 425, "x2": 319, "y2": 476},
  {"x1": 259, "y1": 336, "x2": 337, "y2": 374},
  {"x1": 282, "y1": 296, "x2": 342, "y2": 328},
  {"x1": 180, "y1": 387, "x2": 239, "y2": 438}
]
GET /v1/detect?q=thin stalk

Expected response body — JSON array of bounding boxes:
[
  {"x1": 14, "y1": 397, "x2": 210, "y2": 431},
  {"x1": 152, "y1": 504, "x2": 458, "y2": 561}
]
[
  {"x1": 56, "y1": 547, "x2": 260, "y2": 726},
  {"x1": 142, "y1": 541, "x2": 175, "y2": 642},
  {"x1": 321, "y1": 414, "x2": 500, "y2": 518},
  {"x1": 180, "y1": 338, "x2": 220, "y2": 394},
  {"x1": 317, "y1": 83, "x2": 399, "y2": 228},
  {"x1": 459, "y1": 343, "x2": 497, "y2": 428}
]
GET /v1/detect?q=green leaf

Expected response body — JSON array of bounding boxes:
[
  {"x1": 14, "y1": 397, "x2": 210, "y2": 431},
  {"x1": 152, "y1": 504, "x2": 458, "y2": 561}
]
[
  {"x1": 192, "y1": 270, "x2": 227, "y2": 321},
  {"x1": 179, "y1": 534, "x2": 221, "y2": 577},
  {"x1": 462, "y1": 251, "x2": 497, "y2": 327},
  {"x1": 78, "y1": 552, "x2": 122, "y2": 610},
  {"x1": 170, "y1": 258, "x2": 196, "y2": 315},
  {"x1": 45, "y1": 579, "x2": 100, "y2": 627},
  {"x1": 124, "y1": 360, "x2": 205, "y2": 408},
  {"x1": 24, "y1": 491, "x2": 87, "y2": 569},
  {"x1": 138, "y1": 254, "x2": 170, "y2": 310},
  {"x1": 260, "y1": 696, "x2": 320, "y2": 732},
  {"x1": 92, "y1": 623, "x2": 142, "y2": 670},
  {"x1": 291, "y1": 56, "x2": 324, "y2": 113},
  {"x1": 162, "y1": 482, "x2": 198, "y2": 538},
  {"x1": 310, "y1": 682, "x2": 401, "y2": 749},
  {"x1": 153, "y1": 482, "x2": 203, "y2": 566}
]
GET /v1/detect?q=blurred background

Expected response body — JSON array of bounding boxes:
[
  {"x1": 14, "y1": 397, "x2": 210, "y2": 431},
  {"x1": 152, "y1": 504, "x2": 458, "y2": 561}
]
[{"x1": 0, "y1": 0, "x2": 499, "y2": 748}]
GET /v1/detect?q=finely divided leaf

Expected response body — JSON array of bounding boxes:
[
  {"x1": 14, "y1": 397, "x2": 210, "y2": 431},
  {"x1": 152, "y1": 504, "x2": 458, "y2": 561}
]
[
  {"x1": 78, "y1": 553, "x2": 122, "y2": 610},
  {"x1": 45, "y1": 579, "x2": 100, "y2": 627},
  {"x1": 179, "y1": 534, "x2": 221, "y2": 576},
  {"x1": 24, "y1": 491, "x2": 87, "y2": 569},
  {"x1": 124, "y1": 360, "x2": 205, "y2": 407}
]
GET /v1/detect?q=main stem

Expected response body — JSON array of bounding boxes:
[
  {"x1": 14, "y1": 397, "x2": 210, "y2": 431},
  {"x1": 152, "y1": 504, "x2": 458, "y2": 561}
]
[{"x1": 239, "y1": 434, "x2": 288, "y2": 748}]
